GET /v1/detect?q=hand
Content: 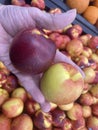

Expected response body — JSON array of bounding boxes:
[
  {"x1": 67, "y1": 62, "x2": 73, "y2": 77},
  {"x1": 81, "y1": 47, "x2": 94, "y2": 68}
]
[{"x1": 0, "y1": 4, "x2": 83, "y2": 112}]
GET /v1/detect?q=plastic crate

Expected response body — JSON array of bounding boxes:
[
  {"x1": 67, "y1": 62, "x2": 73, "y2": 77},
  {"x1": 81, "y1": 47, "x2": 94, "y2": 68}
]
[
  {"x1": 1, "y1": 0, "x2": 98, "y2": 36},
  {"x1": 45, "y1": 0, "x2": 98, "y2": 36}
]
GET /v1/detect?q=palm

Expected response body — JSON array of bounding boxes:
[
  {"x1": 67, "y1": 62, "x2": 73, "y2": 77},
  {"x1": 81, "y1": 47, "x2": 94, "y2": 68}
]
[{"x1": 0, "y1": 5, "x2": 83, "y2": 112}]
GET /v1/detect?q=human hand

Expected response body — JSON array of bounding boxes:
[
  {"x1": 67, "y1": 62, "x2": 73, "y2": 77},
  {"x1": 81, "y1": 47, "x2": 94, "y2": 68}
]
[{"x1": 0, "y1": 4, "x2": 83, "y2": 112}]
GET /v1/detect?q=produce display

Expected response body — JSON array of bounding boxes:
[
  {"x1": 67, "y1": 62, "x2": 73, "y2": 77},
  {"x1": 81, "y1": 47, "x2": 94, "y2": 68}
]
[
  {"x1": 65, "y1": 0, "x2": 98, "y2": 27},
  {"x1": 1, "y1": 0, "x2": 98, "y2": 130}
]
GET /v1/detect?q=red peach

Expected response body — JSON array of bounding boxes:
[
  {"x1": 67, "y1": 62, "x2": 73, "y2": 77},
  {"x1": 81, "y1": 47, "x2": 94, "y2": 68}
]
[
  {"x1": 82, "y1": 47, "x2": 92, "y2": 58},
  {"x1": 65, "y1": 24, "x2": 82, "y2": 39},
  {"x1": 58, "y1": 102, "x2": 74, "y2": 111},
  {"x1": 66, "y1": 103, "x2": 83, "y2": 120},
  {"x1": 90, "y1": 53, "x2": 98, "y2": 63},
  {"x1": 62, "y1": 118, "x2": 72, "y2": 130},
  {"x1": 90, "y1": 84, "x2": 98, "y2": 98},
  {"x1": 66, "y1": 39, "x2": 83, "y2": 57},
  {"x1": 82, "y1": 105, "x2": 92, "y2": 118},
  {"x1": 49, "y1": 32, "x2": 71, "y2": 50},
  {"x1": 31, "y1": 0, "x2": 45, "y2": 10},
  {"x1": 0, "y1": 88, "x2": 9, "y2": 106},
  {"x1": 33, "y1": 109, "x2": 52, "y2": 129},
  {"x1": 88, "y1": 36, "x2": 98, "y2": 50},
  {"x1": 0, "y1": 71, "x2": 7, "y2": 87},
  {"x1": 24, "y1": 99, "x2": 40, "y2": 115},
  {"x1": 11, "y1": 114, "x2": 33, "y2": 130},
  {"x1": 50, "y1": 107, "x2": 66, "y2": 127},
  {"x1": 40, "y1": 62, "x2": 84, "y2": 105},
  {"x1": 79, "y1": 34, "x2": 92, "y2": 46},
  {"x1": 82, "y1": 83, "x2": 92, "y2": 94},
  {"x1": 2, "y1": 97, "x2": 24, "y2": 118},
  {"x1": 71, "y1": 117, "x2": 85, "y2": 130},
  {"x1": 11, "y1": 87, "x2": 27, "y2": 102},
  {"x1": 2, "y1": 74, "x2": 18, "y2": 93},
  {"x1": 91, "y1": 103, "x2": 98, "y2": 116},
  {"x1": 75, "y1": 55, "x2": 89, "y2": 68},
  {"x1": 78, "y1": 92, "x2": 94, "y2": 106},
  {"x1": 86, "y1": 116, "x2": 98, "y2": 130},
  {"x1": 0, "y1": 114, "x2": 11, "y2": 130},
  {"x1": 11, "y1": 0, "x2": 26, "y2": 6},
  {"x1": 83, "y1": 67, "x2": 96, "y2": 83}
]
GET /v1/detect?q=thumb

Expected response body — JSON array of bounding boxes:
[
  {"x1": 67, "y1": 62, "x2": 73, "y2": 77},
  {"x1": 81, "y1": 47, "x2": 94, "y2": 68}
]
[
  {"x1": 28, "y1": 7, "x2": 77, "y2": 30},
  {"x1": 0, "y1": 5, "x2": 76, "y2": 36}
]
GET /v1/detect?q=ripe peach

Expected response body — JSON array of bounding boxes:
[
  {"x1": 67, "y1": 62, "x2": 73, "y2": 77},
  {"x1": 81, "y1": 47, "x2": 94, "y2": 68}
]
[
  {"x1": 75, "y1": 55, "x2": 89, "y2": 68},
  {"x1": 58, "y1": 102, "x2": 74, "y2": 111},
  {"x1": 50, "y1": 107, "x2": 66, "y2": 127},
  {"x1": 0, "y1": 114, "x2": 11, "y2": 130},
  {"x1": 91, "y1": 103, "x2": 98, "y2": 116},
  {"x1": 79, "y1": 34, "x2": 92, "y2": 46},
  {"x1": 83, "y1": 67, "x2": 96, "y2": 83},
  {"x1": 82, "y1": 47, "x2": 92, "y2": 58},
  {"x1": 66, "y1": 103, "x2": 83, "y2": 120},
  {"x1": 0, "y1": 88, "x2": 9, "y2": 106},
  {"x1": 78, "y1": 92, "x2": 94, "y2": 106},
  {"x1": 0, "y1": 71, "x2": 7, "y2": 87},
  {"x1": 2, "y1": 74, "x2": 18, "y2": 93},
  {"x1": 11, "y1": 87, "x2": 27, "y2": 102},
  {"x1": 90, "y1": 53, "x2": 98, "y2": 63},
  {"x1": 40, "y1": 62, "x2": 84, "y2": 105},
  {"x1": 50, "y1": 102, "x2": 57, "y2": 111},
  {"x1": 11, "y1": 114, "x2": 33, "y2": 130},
  {"x1": 71, "y1": 117, "x2": 85, "y2": 130},
  {"x1": 33, "y1": 109, "x2": 52, "y2": 129},
  {"x1": 24, "y1": 99, "x2": 40, "y2": 115},
  {"x1": 2, "y1": 97, "x2": 24, "y2": 118},
  {"x1": 82, "y1": 105, "x2": 92, "y2": 118},
  {"x1": 82, "y1": 83, "x2": 92, "y2": 94},
  {"x1": 31, "y1": 0, "x2": 45, "y2": 10},
  {"x1": 86, "y1": 116, "x2": 98, "y2": 130},
  {"x1": 66, "y1": 39, "x2": 83, "y2": 57},
  {"x1": 90, "y1": 84, "x2": 98, "y2": 98},
  {"x1": 62, "y1": 118, "x2": 72, "y2": 130},
  {"x1": 65, "y1": 24, "x2": 82, "y2": 39},
  {"x1": 49, "y1": 32, "x2": 71, "y2": 50},
  {"x1": 11, "y1": 0, "x2": 26, "y2": 6},
  {"x1": 93, "y1": 71, "x2": 98, "y2": 83},
  {"x1": 88, "y1": 36, "x2": 98, "y2": 50}
]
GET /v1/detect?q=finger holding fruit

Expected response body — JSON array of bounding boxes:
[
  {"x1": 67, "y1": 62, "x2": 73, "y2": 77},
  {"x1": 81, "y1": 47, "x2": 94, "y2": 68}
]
[
  {"x1": 1, "y1": 0, "x2": 98, "y2": 129},
  {"x1": 0, "y1": 3, "x2": 85, "y2": 113}
]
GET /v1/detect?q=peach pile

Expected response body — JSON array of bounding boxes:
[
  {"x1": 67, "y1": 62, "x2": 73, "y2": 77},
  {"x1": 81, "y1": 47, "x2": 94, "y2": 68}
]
[{"x1": 1, "y1": 0, "x2": 98, "y2": 129}]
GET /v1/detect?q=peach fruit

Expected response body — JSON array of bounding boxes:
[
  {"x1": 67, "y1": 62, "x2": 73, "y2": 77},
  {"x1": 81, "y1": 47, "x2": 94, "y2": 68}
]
[
  {"x1": 86, "y1": 116, "x2": 98, "y2": 130},
  {"x1": 40, "y1": 62, "x2": 84, "y2": 105},
  {"x1": 0, "y1": 114, "x2": 11, "y2": 130},
  {"x1": 66, "y1": 103, "x2": 83, "y2": 120},
  {"x1": 66, "y1": 39, "x2": 83, "y2": 57},
  {"x1": 11, "y1": 87, "x2": 27, "y2": 102},
  {"x1": 11, "y1": 114, "x2": 33, "y2": 130},
  {"x1": 0, "y1": 88, "x2": 9, "y2": 106},
  {"x1": 2, "y1": 97, "x2": 24, "y2": 118}
]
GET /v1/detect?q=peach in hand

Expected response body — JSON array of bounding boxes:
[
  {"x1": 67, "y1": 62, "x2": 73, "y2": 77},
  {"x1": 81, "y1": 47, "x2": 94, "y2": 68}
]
[{"x1": 40, "y1": 62, "x2": 84, "y2": 105}]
